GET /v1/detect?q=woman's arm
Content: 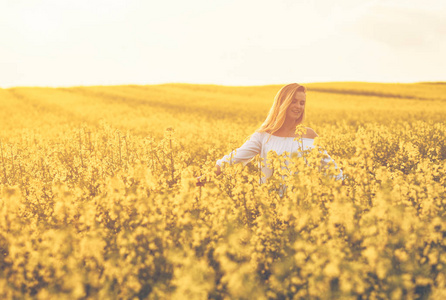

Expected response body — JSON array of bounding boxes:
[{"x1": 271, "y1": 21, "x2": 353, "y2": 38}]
[
  {"x1": 196, "y1": 132, "x2": 262, "y2": 186},
  {"x1": 319, "y1": 150, "x2": 344, "y2": 181},
  {"x1": 306, "y1": 128, "x2": 343, "y2": 181}
]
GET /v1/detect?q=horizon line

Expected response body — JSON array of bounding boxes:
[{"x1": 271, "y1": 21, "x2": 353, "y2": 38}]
[{"x1": 2, "y1": 80, "x2": 446, "y2": 89}]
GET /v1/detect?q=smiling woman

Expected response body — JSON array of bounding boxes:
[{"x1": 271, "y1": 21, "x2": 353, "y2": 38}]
[
  {"x1": 196, "y1": 83, "x2": 343, "y2": 186},
  {"x1": 257, "y1": 83, "x2": 309, "y2": 138}
]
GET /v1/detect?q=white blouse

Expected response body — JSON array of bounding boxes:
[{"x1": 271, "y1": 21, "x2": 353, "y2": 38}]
[{"x1": 216, "y1": 131, "x2": 343, "y2": 183}]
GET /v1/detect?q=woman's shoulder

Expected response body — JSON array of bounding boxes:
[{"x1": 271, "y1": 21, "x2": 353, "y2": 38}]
[
  {"x1": 250, "y1": 131, "x2": 271, "y2": 143},
  {"x1": 303, "y1": 127, "x2": 318, "y2": 139},
  {"x1": 251, "y1": 131, "x2": 268, "y2": 139}
]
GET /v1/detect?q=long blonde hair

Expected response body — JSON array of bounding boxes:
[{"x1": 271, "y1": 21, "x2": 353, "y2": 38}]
[{"x1": 257, "y1": 83, "x2": 306, "y2": 134}]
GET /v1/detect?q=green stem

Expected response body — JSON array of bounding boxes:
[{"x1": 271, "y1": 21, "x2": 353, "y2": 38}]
[
  {"x1": 79, "y1": 126, "x2": 84, "y2": 169},
  {"x1": 169, "y1": 138, "x2": 174, "y2": 184},
  {"x1": 0, "y1": 140, "x2": 7, "y2": 184}
]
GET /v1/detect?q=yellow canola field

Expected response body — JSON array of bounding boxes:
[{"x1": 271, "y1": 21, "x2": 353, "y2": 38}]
[{"x1": 0, "y1": 82, "x2": 445, "y2": 299}]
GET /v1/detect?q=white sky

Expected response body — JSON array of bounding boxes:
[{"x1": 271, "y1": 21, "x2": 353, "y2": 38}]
[{"x1": 1, "y1": 0, "x2": 445, "y2": 87}]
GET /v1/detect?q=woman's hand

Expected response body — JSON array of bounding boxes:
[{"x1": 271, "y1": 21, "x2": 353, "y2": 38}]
[
  {"x1": 196, "y1": 176, "x2": 206, "y2": 187},
  {"x1": 196, "y1": 166, "x2": 222, "y2": 187}
]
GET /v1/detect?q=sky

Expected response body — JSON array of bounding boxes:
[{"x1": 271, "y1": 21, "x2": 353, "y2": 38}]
[{"x1": 1, "y1": 0, "x2": 445, "y2": 87}]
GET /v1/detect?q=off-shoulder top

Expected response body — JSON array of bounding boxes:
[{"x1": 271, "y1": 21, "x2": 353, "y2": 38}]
[{"x1": 216, "y1": 131, "x2": 343, "y2": 183}]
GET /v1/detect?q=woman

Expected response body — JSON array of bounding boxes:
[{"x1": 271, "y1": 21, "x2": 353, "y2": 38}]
[{"x1": 197, "y1": 83, "x2": 343, "y2": 186}]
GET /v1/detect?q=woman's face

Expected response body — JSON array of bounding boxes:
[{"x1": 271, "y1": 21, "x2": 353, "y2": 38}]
[{"x1": 286, "y1": 91, "x2": 306, "y2": 121}]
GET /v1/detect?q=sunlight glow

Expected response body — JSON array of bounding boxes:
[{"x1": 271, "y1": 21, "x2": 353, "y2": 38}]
[{"x1": 1, "y1": 0, "x2": 445, "y2": 87}]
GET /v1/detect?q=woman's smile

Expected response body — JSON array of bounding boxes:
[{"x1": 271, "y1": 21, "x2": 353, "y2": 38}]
[{"x1": 286, "y1": 91, "x2": 306, "y2": 121}]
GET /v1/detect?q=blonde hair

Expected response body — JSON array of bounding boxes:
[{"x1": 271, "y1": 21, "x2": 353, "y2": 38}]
[{"x1": 257, "y1": 83, "x2": 306, "y2": 134}]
